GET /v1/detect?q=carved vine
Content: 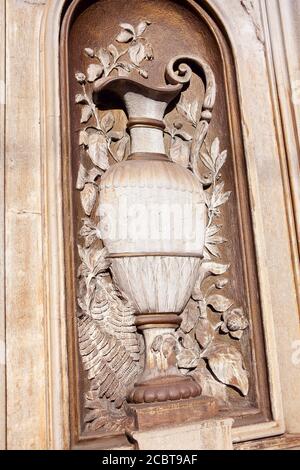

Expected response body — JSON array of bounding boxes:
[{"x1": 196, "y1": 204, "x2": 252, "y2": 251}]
[
  {"x1": 74, "y1": 20, "x2": 249, "y2": 432},
  {"x1": 74, "y1": 21, "x2": 153, "y2": 433},
  {"x1": 165, "y1": 95, "x2": 249, "y2": 402}
]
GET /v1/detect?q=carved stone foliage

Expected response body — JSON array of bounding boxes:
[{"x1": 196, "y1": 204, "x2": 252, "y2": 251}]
[
  {"x1": 75, "y1": 21, "x2": 153, "y2": 433},
  {"x1": 77, "y1": 245, "x2": 142, "y2": 432},
  {"x1": 164, "y1": 103, "x2": 249, "y2": 402},
  {"x1": 75, "y1": 20, "x2": 249, "y2": 433}
]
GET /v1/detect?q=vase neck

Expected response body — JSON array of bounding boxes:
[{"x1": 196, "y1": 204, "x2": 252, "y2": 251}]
[
  {"x1": 123, "y1": 91, "x2": 168, "y2": 156},
  {"x1": 127, "y1": 117, "x2": 166, "y2": 155}
]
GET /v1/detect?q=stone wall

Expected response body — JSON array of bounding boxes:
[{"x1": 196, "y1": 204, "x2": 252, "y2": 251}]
[{"x1": 0, "y1": 0, "x2": 299, "y2": 450}]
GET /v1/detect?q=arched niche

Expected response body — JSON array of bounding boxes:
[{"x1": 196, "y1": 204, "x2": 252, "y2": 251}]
[{"x1": 41, "y1": 0, "x2": 286, "y2": 449}]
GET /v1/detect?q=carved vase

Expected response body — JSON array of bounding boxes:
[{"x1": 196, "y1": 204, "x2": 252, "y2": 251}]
[{"x1": 94, "y1": 77, "x2": 206, "y2": 403}]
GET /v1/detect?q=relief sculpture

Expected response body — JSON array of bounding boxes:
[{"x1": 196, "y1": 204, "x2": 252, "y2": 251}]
[{"x1": 74, "y1": 20, "x2": 249, "y2": 433}]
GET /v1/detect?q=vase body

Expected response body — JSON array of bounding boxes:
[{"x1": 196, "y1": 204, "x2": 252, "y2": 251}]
[
  {"x1": 95, "y1": 78, "x2": 205, "y2": 403},
  {"x1": 100, "y1": 159, "x2": 206, "y2": 313}
]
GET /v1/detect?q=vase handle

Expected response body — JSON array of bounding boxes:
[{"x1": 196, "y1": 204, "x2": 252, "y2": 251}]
[{"x1": 165, "y1": 55, "x2": 216, "y2": 184}]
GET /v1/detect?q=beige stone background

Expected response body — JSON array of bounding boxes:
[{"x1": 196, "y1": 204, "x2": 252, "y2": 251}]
[{"x1": 0, "y1": 0, "x2": 299, "y2": 450}]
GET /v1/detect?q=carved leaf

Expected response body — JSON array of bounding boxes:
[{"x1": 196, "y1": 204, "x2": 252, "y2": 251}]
[
  {"x1": 191, "y1": 362, "x2": 227, "y2": 403},
  {"x1": 81, "y1": 105, "x2": 93, "y2": 124},
  {"x1": 115, "y1": 136, "x2": 128, "y2": 161},
  {"x1": 110, "y1": 131, "x2": 124, "y2": 141},
  {"x1": 129, "y1": 42, "x2": 146, "y2": 65},
  {"x1": 116, "y1": 30, "x2": 134, "y2": 43},
  {"x1": 176, "y1": 331, "x2": 201, "y2": 369},
  {"x1": 89, "y1": 167, "x2": 102, "y2": 181},
  {"x1": 193, "y1": 261, "x2": 230, "y2": 300},
  {"x1": 78, "y1": 246, "x2": 110, "y2": 279},
  {"x1": 120, "y1": 22, "x2": 135, "y2": 33},
  {"x1": 215, "y1": 278, "x2": 229, "y2": 289},
  {"x1": 80, "y1": 183, "x2": 97, "y2": 216},
  {"x1": 175, "y1": 129, "x2": 192, "y2": 141},
  {"x1": 79, "y1": 130, "x2": 88, "y2": 146},
  {"x1": 144, "y1": 43, "x2": 154, "y2": 60},
  {"x1": 180, "y1": 300, "x2": 199, "y2": 333},
  {"x1": 76, "y1": 163, "x2": 89, "y2": 190},
  {"x1": 97, "y1": 48, "x2": 111, "y2": 68},
  {"x1": 201, "y1": 152, "x2": 215, "y2": 172},
  {"x1": 204, "y1": 344, "x2": 249, "y2": 396},
  {"x1": 116, "y1": 24, "x2": 135, "y2": 43},
  {"x1": 87, "y1": 132, "x2": 109, "y2": 170},
  {"x1": 84, "y1": 48, "x2": 94, "y2": 58},
  {"x1": 101, "y1": 112, "x2": 115, "y2": 133},
  {"x1": 205, "y1": 225, "x2": 227, "y2": 246},
  {"x1": 192, "y1": 286, "x2": 202, "y2": 302},
  {"x1": 195, "y1": 319, "x2": 215, "y2": 349},
  {"x1": 108, "y1": 44, "x2": 119, "y2": 62},
  {"x1": 216, "y1": 150, "x2": 227, "y2": 174},
  {"x1": 177, "y1": 348, "x2": 199, "y2": 369},
  {"x1": 138, "y1": 69, "x2": 148, "y2": 79},
  {"x1": 206, "y1": 224, "x2": 220, "y2": 238},
  {"x1": 211, "y1": 182, "x2": 231, "y2": 208},
  {"x1": 204, "y1": 242, "x2": 221, "y2": 259},
  {"x1": 136, "y1": 20, "x2": 150, "y2": 37},
  {"x1": 211, "y1": 137, "x2": 220, "y2": 164},
  {"x1": 79, "y1": 218, "x2": 100, "y2": 248},
  {"x1": 76, "y1": 164, "x2": 102, "y2": 190},
  {"x1": 206, "y1": 294, "x2": 233, "y2": 313},
  {"x1": 170, "y1": 137, "x2": 190, "y2": 168},
  {"x1": 87, "y1": 63, "x2": 104, "y2": 82},
  {"x1": 201, "y1": 261, "x2": 230, "y2": 277},
  {"x1": 179, "y1": 332, "x2": 197, "y2": 350},
  {"x1": 176, "y1": 97, "x2": 196, "y2": 125},
  {"x1": 75, "y1": 93, "x2": 88, "y2": 104}
]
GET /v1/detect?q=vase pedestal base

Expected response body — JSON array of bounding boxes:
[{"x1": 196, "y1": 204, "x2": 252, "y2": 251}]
[
  {"x1": 127, "y1": 375, "x2": 202, "y2": 404},
  {"x1": 126, "y1": 416, "x2": 233, "y2": 450},
  {"x1": 126, "y1": 395, "x2": 218, "y2": 432}
]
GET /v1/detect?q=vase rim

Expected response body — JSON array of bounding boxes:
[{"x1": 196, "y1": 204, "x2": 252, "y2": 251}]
[{"x1": 93, "y1": 76, "x2": 182, "y2": 106}]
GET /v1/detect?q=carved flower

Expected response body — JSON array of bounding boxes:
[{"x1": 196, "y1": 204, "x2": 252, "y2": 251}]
[
  {"x1": 220, "y1": 308, "x2": 248, "y2": 339},
  {"x1": 75, "y1": 72, "x2": 86, "y2": 84}
]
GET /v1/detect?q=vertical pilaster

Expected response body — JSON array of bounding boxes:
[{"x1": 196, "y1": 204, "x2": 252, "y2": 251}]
[
  {"x1": 0, "y1": 0, "x2": 6, "y2": 450},
  {"x1": 5, "y1": 0, "x2": 47, "y2": 449}
]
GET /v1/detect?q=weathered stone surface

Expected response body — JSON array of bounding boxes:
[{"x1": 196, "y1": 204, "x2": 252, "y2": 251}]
[
  {"x1": 5, "y1": 0, "x2": 47, "y2": 450},
  {"x1": 129, "y1": 418, "x2": 234, "y2": 450},
  {"x1": 0, "y1": 0, "x2": 299, "y2": 451}
]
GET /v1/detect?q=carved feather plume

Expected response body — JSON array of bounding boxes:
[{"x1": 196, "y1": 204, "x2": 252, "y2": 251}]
[{"x1": 77, "y1": 245, "x2": 141, "y2": 432}]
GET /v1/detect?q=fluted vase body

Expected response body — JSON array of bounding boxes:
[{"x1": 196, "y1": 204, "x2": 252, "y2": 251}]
[{"x1": 96, "y1": 78, "x2": 206, "y2": 315}]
